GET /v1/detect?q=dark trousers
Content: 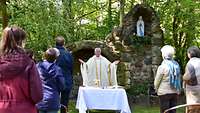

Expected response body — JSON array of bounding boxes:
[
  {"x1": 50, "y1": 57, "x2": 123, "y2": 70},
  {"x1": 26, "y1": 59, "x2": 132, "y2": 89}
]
[
  {"x1": 60, "y1": 88, "x2": 71, "y2": 113},
  {"x1": 159, "y1": 93, "x2": 177, "y2": 113}
]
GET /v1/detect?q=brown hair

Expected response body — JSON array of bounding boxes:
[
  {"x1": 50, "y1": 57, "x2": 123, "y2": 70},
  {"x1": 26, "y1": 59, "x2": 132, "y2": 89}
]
[
  {"x1": 0, "y1": 26, "x2": 26, "y2": 55},
  {"x1": 55, "y1": 36, "x2": 65, "y2": 46},
  {"x1": 43, "y1": 48, "x2": 57, "y2": 62}
]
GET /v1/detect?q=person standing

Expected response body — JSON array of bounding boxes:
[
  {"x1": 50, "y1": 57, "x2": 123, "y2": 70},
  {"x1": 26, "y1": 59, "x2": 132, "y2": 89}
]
[
  {"x1": 55, "y1": 36, "x2": 73, "y2": 113},
  {"x1": 154, "y1": 45, "x2": 181, "y2": 113},
  {"x1": 36, "y1": 48, "x2": 65, "y2": 113},
  {"x1": 183, "y1": 46, "x2": 200, "y2": 105},
  {"x1": 0, "y1": 26, "x2": 43, "y2": 113},
  {"x1": 79, "y1": 48, "x2": 120, "y2": 87}
]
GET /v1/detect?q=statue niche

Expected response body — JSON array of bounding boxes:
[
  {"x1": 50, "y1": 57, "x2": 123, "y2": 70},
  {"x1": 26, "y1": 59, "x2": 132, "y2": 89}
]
[
  {"x1": 132, "y1": 5, "x2": 153, "y2": 39},
  {"x1": 110, "y1": 4, "x2": 160, "y2": 46},
  {"x1": 106, "y1": 4, "x2": 157, "y2": 46},
  {"x1": 67, "y1": 4, "x2": 163, "y2": 99},
  {"x1": 136, "y1": 16, "x2": 145, "y2": 37}
]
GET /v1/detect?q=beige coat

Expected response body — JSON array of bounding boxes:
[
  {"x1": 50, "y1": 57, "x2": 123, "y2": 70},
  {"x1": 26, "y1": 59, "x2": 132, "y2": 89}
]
[
  {"x1": 154, "y1": 62, "x2": 179, "y2": 95},
  {"x1": 183, "y1": 57, "x2": 200, "y2": 104}
]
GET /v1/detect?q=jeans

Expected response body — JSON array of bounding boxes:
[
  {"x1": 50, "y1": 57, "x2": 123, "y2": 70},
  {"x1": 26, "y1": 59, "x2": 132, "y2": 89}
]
[
  {"x1": 159, "y1": 93, "x2": 177, "y2": 113},
  {"x1": 38, "y1": 110, "x2": 58, "y2": 113}
]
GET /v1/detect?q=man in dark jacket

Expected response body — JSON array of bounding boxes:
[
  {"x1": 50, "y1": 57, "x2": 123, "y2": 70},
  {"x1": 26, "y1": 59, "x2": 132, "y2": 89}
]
[{"x1": 55, "y1": 36, "x2": 73, "y2": 113}]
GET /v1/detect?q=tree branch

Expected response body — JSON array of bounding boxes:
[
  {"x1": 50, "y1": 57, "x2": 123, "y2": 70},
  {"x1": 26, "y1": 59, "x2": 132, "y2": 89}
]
[
  {"x1": 2, "y1": 0, "x2": 8, "y2": 29},
  {"x1": 75, "y1": 3, "x2": 108, "y2": 21}
]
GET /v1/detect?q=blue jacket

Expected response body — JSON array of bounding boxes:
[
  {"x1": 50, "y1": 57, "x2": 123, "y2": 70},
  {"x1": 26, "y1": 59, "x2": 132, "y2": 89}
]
[
  {"x1": 36, "y1": 61, "x2": 65, "y2": 111},
  {"x1": 56, "y1": 46, "x2": 73, "y2": 90}
]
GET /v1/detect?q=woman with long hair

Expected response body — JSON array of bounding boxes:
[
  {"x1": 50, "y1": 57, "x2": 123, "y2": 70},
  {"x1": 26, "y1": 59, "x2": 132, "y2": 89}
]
[{"x1": 0, "y1": 26, "x2": 43, "y2": 113}]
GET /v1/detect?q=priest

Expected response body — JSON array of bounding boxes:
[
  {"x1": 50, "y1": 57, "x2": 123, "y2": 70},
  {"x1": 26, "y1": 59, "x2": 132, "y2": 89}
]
[{"x1": 79, "y1": 48, "x2": 120, "y2": 87}]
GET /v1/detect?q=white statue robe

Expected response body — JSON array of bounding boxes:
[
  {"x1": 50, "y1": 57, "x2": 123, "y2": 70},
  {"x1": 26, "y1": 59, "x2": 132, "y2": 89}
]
[
  {"x1": 136, "y1": 20, "x2": 144, "y2": 37},
  {"x1": 80, "y1": 55, "x2": 118, "y2": 87}
]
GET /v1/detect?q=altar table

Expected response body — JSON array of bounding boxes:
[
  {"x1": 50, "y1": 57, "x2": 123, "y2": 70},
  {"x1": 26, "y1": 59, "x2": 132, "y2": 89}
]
[{"x1": 76, "y1": 86, "x2": 131, "y2": 113}]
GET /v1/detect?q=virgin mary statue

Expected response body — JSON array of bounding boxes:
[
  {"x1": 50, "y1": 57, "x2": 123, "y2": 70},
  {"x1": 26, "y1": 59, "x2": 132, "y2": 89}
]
[{"x1": 136, "y1": 16, "x2": 144, "y2": 37}]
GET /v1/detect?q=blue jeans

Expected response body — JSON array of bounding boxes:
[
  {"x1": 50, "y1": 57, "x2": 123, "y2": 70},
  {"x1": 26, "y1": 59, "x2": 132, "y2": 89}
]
[{"x1": 38, "y1": 110, "x2": 58, "y2": 113}]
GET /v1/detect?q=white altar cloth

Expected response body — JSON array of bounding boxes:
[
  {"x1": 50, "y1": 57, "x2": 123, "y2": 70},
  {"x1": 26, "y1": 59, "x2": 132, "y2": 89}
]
[{"x1": 76, "y1": 87, "x2": 131, "y2": 113}]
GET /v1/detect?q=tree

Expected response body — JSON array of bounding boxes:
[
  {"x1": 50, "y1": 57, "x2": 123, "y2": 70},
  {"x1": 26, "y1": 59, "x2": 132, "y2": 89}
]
[
  {"x1": 1, "y1": 0, "x2": 8, "y2": 29},
  {"x1": 3, "y1": 0, "x2": 200, "y2": 64},
  {"x1": 119, "y1": 0, "x2": 125, "y2": 27},
  {"x1": 62, "y1": 0, "x2": 74, "y2": 36},
  {"x1": 107, "y1": 0, "x2": 112, "y2": 32},
  {"x1": 147, "y1": 0, "x2": 200, "y2": 68}
]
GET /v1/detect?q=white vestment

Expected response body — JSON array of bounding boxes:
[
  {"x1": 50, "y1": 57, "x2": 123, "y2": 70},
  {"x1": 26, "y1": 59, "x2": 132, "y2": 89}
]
[
  {"x1": 80, "y1": 55, "x2": 118, "y2": 87},
  {"x1": 136, "y1": 19, "x2": 144, "y2": 37}
]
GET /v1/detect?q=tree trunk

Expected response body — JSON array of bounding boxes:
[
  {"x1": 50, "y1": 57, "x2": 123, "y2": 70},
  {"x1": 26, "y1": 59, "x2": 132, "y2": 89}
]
[
  {"x1": 63, "y1": 0, "x2": 74, "y2": 35},
  {"x1": 185, "y1": 8, "x2": 195, "y2": 47},
  {"x1": 1, "y1": 0, "x2": 8, "y2": 29},
  {"x1": 67, "y1": 0, "x2": 73, "y2": 20},
  {"x1": 96, "y1": 0, "x2": 99, "y2": 28},
  {"x1": 108, "y1": 0, "x2": 112, "y2": 32},
  {"x1": 142, "y1": 0, "x2": 146, "y2": 4},
  {"x1": 172, "y1": 2, "x2": 180, "y2": 48},
  {"x1": 119, "y1": 0, "x2": 125, "y2": 27}
]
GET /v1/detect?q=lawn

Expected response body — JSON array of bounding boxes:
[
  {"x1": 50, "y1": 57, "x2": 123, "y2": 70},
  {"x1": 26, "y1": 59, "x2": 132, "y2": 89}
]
[
  {"x1": 67, "y1": 101, "x2": 185, "y2": 113},
  {"x1": 132, "y1": 105, "x2": 185, "y2": 113}
]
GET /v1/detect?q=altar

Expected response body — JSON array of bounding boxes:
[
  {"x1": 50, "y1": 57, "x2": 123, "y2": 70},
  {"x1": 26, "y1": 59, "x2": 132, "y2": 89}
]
[{"x1": 76, "y1": 86, "x2": 131, "y2": 113}]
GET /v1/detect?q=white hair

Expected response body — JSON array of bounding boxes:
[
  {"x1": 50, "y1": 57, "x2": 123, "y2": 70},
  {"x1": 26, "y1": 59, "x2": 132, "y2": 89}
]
[
  {"x1": 161, "y1": 45, "x2": 175, "y2": 59},
  {"x1": 94, "y1": 48, "x2": 101, "y2": 53}
]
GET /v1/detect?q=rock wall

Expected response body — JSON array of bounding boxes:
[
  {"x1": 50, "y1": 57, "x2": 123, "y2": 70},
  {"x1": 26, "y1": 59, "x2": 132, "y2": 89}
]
[
  {"x1": 105, "y1": 4, "x2": 163, "y2": 88},
  {"x1": 68, "y1": 4, "x2": 163, "y2": 98}
]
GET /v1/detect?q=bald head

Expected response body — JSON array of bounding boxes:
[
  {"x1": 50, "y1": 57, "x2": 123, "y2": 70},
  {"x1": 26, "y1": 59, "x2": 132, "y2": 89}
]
[
  {"x1": 94, "y1": 48, "x2": 101, "y2": 57},
  {"x1": 56, "y1": 36, "x2": 65, "y2": 46}
]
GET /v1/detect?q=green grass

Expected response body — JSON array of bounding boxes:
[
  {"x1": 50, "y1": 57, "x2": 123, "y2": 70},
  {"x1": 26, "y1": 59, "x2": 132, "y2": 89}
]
[
  {"x1": 66, "y1": 101, "x2": 185, "y2": 113},
  {"x1": 133, "y1": 105, "x2": 185, "y2": 113},
  {"x1": 133, "y1": 105, "x2": 159, "y2": 113}
]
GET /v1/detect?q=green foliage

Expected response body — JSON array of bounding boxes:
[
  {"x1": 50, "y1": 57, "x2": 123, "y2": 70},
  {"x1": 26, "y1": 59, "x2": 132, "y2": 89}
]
[
  {"x1": 147, "y1": 0, "x2": 200, "y2": 68},
  {"x1": 126, "y1": 81, "x2": 149, "y2": 95},
  {"x1": 1, "y1": 0, "x2": 200, "y2": 66},
  {"x1": 7, "y1": 0, "x2": 72, "y2": 60},
  {"x1": 5, "y1": 0, "x2": 121, "y2": 60},
  {"x1": 130, "y1": 35, "x2": 151, "y2": 46}
]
